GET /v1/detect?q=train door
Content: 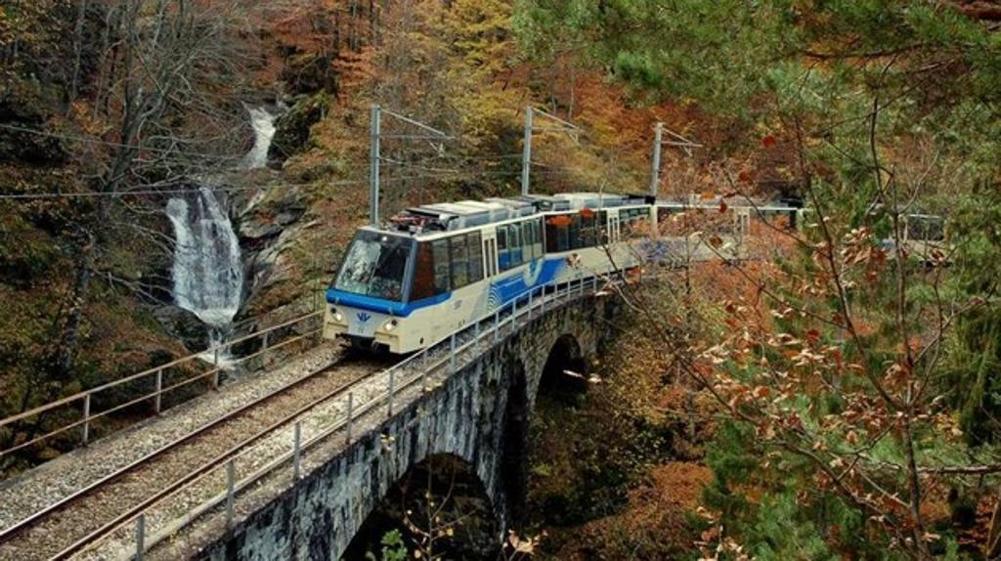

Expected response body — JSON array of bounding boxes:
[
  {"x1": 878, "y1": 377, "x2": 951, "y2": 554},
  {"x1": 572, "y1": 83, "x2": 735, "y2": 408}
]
[
  {"x1": 484, "y1": 237, "x2": 498, "y2": 277},
  {"x1": 608, "y1": 211, "x2": 621, "y2": 243}
]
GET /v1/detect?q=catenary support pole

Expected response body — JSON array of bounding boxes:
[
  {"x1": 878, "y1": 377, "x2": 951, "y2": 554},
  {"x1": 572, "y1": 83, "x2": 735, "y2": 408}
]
[
  {"x1": 521, "y1": 107, "x2": 533, "y2": 196},
  {"x1": 650, "y1": 122, "x2": 663, "y2": 197},
  {"x1": 370, "y1": 104, "x2": 381, "y2": 226}
]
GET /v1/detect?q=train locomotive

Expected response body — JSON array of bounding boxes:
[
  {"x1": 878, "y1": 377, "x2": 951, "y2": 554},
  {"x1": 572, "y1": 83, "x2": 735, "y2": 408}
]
[{"x1": 323, "y1": 192, "x2": 658, "y2": 354}]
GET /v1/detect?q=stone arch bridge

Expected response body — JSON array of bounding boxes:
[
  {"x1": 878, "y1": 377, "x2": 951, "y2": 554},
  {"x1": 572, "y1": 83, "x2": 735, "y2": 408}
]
[{"x1": 178, "y1": 284, "x2": 619, "y2": 561}]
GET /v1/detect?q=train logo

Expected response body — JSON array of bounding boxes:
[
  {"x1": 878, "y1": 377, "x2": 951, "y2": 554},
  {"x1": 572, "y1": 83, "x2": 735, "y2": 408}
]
[{"x1": 356, "y1": 312, "x2": 372, "y2": 323}]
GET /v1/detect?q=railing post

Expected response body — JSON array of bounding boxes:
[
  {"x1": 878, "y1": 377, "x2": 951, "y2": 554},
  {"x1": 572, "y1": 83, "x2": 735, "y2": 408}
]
[
  {"x1": 293, "y1": 421, "x2": 302, "y2": 480},
  {"x1": 82, "y1": 394, "x2": 91, "y2": 446},
  {"x1": 154, "y1": 368, "x2": 163, "y2": 415},
  {"x1": 135, "y1": 513, "x2": 145, "y2": 561},
  {"x1": 262, "y1": 331, "x2": 270, "y2": 352},
  {"x1": 422, "y1": 351, "x2": 429, "y2": 392},
  {"x1": 449, "y1": 333, "x2": 457, "y2": 374},
  {"x1": 493, "y1": 308, "x2": 500, "y2": 343},
  {"x1": 388, "y1": 369, "x2": 395, "y2": 417},
  {"x1": 528, "y1": 290, "x2": 533, "y2": 319},
  {"x1": 346, "y1": 393, "x2": 354, "y2": 444},
  {"x1": 226, "y1": 459, "x2": 235, "y2": 525},
  {"x1": 212, "y1": 346, "x2": 221, "y2": 390}
]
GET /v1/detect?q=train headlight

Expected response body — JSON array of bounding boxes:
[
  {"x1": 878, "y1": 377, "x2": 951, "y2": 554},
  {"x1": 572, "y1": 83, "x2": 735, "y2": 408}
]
[
  {"x1": 383, "y1": 319, "x2": 398, "y2": 332},
  {"x1": 329, "y1": 307, "x2": 344, "y2": 323}
]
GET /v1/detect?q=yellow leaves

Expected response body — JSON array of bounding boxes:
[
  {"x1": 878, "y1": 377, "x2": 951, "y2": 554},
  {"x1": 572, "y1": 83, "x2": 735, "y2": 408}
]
[
  {"x1": 882, "y1": 362, "x2": 911, "y2": 388},
  {"x1": 505, "y1": 529, "x2": 543, "y2": 555}
]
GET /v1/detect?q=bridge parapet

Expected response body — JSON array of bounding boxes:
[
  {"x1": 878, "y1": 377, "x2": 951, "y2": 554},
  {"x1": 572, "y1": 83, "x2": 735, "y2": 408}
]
[{"x1": 76, "y1": 276, "x2": 612, "y2": 561}]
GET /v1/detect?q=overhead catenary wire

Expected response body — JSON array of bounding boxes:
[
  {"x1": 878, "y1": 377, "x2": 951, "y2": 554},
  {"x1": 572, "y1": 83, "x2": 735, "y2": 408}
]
[
  {"x1": 0, "y1": 168, "x2": 578, "y2": 201},
  {"x1": 0, "y1": 123, "x2": 246, "y2": 164},
  {"x1": 0, "y1": 108, "x2": 594, "y2": 202}
]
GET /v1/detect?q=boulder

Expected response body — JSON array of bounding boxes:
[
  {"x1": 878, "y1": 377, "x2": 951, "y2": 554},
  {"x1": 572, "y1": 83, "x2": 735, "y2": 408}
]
[
  {"x1": 237, "y1": 186, "x2": 307, "y2": 245},
  {"x1": 153, "y1": 305, "x2": 209, "y2": 351},
  {"x1": 268, "y1": 92, "x2": 329, "y2": 164}
]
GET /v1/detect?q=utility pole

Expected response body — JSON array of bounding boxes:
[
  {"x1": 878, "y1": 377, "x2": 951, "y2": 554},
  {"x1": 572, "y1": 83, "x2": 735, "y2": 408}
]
[
  {"x1": 648, "y1": 122, "x2": 703, "y2": 200},
  {"x1": 369, "y1": 104, "x2": 381, "y2": 226},
  {"x1": 520, "y1": 106, "x2": 580, "y2": 197},
  {"x1": 650, "y1": 122, "x2": 663, "y2": 197},
  {"x1": 521, "y1": 107, "x2": 533, "y2": 196},
  {"x1": 368, "y1": 104, "x2": 451, "y2": 227}
]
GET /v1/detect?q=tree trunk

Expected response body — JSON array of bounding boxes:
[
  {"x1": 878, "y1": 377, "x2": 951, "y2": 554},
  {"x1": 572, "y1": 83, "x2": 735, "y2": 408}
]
[
  {"x1": 987, "y1": 494, "x2": 1001, "y2": 559},
  {"x1": 68, "y1": 0, "x2": 90, "y2": 107}
]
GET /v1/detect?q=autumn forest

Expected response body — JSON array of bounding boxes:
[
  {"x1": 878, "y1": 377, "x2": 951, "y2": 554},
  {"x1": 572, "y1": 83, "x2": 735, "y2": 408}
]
[{"x1": 3, "y1": 0, "x2": 1001, "y2": 559}]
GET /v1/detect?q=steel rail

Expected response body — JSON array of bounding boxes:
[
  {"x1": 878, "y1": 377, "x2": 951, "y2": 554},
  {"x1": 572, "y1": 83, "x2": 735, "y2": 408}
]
[
  {"x1": 0, "y1": 311, "x2": 321, "y2": 430},
  {"x1": 6, "y1": 277, "x2": 586, "y2": 560},
  {"x1": 113, "y1": 280, "x2": 569, "y2": 559},
  {"x1": 45, "y1": 358, "x2": 382, "y2": 561},
  {"x1": 0, "y1": 342, "x2": 353, "y2": 548},
  {"x1": 95, "y1": 278, "x2": 590, "y2": 560},
  {"x1": 0, "y1": 327, "x2": 323, "y2": 459},
  {"x1": 0, "y1": 315, "x2": 322, "y2": 460}
]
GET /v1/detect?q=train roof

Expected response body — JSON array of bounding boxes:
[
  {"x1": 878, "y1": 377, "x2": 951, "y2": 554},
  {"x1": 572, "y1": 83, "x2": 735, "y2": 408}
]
[
  {"x1": 385, "y1": 191, "x2": 651, "y2": 235},
  {"x1": 379, "y1": 191, "x2": 800, "y2": 238}
]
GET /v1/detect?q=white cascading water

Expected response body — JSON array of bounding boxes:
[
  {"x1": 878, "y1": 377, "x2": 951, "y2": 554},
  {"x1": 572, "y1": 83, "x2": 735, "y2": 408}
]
[
  {"x1": 166, "y1": 187, "x2": 244, "y2": 348},
  {"x1": 166, "y1": 106, "x2": 276, "y2": 354},
  {"x1": 243, "y1": 107, "x2": 276, "y2": 169}
]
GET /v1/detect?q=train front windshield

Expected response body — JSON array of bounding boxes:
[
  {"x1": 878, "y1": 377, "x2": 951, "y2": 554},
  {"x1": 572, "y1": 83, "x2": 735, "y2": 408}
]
[{"x1": 334, "y1": 231, "x2": 412, "y2": 301}]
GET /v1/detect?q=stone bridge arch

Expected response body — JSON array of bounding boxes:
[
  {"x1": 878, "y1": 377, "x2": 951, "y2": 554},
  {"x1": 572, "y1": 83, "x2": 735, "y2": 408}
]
[
  {"x1": 191, "y1": 296, "x2": 616, "y2": 561},
  {"x1": 343, "y1": 452, "x2": 500, "y2": 560}
]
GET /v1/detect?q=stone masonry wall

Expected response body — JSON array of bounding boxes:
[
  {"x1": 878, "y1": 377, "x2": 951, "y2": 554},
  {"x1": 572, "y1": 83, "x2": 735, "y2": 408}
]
[{"x1": 192, "y1": 295, "x2": 616, "y2": 561}]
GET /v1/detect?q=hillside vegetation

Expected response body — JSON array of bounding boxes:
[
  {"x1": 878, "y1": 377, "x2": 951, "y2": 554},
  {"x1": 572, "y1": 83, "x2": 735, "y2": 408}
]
[{"x1": 3, "y1": 1, "x2": 1001, "y2": 560}]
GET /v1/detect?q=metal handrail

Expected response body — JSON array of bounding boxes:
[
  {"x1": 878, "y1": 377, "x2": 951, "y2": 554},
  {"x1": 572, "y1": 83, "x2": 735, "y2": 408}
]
[
  {"x1": 0, "y1": 309, "x2": 323, "y2": 458},
  {"x1": 86, "y1": 275, "x2": 599, "y2": 561}
]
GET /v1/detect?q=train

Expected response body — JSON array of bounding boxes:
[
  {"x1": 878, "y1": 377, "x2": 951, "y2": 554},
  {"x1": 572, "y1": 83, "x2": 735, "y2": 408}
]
[{"x1": 322, "y1": 192, "x2": 804, "y2": 354}]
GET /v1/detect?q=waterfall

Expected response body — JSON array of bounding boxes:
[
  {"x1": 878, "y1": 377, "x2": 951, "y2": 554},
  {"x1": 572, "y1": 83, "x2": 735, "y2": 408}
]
[
  {"x1": 242, "y1": 107, "x2": 276, "y2": 169},
  {"x1": 166, "y1": 187, "x2": 244, "y2": 348},
  {"x1": 166, "y1": 106, "x2": 275, "y2": 357}
]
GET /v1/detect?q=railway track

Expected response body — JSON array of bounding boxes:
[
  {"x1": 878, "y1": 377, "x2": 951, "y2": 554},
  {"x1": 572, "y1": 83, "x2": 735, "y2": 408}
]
[{"x1": 0, "y1": 352, "x2": 391, "y2": 561}]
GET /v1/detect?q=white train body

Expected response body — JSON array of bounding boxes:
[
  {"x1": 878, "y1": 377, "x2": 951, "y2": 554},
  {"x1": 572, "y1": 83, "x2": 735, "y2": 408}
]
[{"x1": 323, "y1": 192, "x2": 802, "y2": 354}]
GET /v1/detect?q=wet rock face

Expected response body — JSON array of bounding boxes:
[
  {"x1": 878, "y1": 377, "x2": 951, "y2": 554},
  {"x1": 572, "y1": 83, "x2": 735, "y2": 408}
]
[
  {"x1": 280, "y1": 53, "x2": 338, "y2": 97},
  {"x1": 154, "y1": 305, "x2": 210, "y2": 350},
  {"x1": 232, "y1": 183, "x2": 315, "y2": 323},
  {"x1": 237, "y1": 188, "x2": 308, "y2": 246},
  {"x1": 268, "y1": 93, "x2": 329, "y2": 165}
]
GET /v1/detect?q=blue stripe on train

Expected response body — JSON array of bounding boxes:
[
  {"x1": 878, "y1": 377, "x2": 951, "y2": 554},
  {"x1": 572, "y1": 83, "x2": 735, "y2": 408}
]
[
  {"x1": 488, "y1": 258, "x2": 564, "y2": 306},
  {"x1": 327, "y1": 257, "x2": 566, "y2": 318},
  {"x1": 326, "y1": 289, "x2": 451, "y2": 317}
]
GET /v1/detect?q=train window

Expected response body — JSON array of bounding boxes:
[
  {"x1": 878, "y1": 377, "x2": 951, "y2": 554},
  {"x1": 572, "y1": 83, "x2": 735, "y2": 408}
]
[
  {"x1": 450, "y1": 235, "x2": 470, "y2": 289},
  {"x1": 432, "y1": 239, "x2": 450, "y2": 294},
  {"x1": 335, "y1": 231, "x2": 412, "y2": 301},
  {"x1": 410, "y1": 242, "x2": 436, "y2": 300},
  {"x1": 568, "y1": 214, "x2": 581, "y2": 249},
  {"x1": 533, "y1": 219, "x2": 544, "y2": 257},
  {"x1": 521, "y1": 221, "x2": 535, "y2": 260},
  {"x1": 467, "y1": 232, "x2": 484, "y2": 282},
  {"x1": 497, "y1": 225, "x2": 510, "y2": 271},
  {"x1": 580, "y1": 210, "x2": 596, "y2": 247},
  {"x1": 509, "y1": 223, "x2": 523, "y2": 267},
  {"x1": 545, "y1": 217, "x2": 557, "y2": 252},
  {"x1": 907, "y1": 215, "x2": 945, "y2": 241},
  {"x1": 597, "y1": 210, "x2": 608, "y2": 245},
  {"x1": 545, "y1": 214, "x2": 572, "y2": 252}
]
